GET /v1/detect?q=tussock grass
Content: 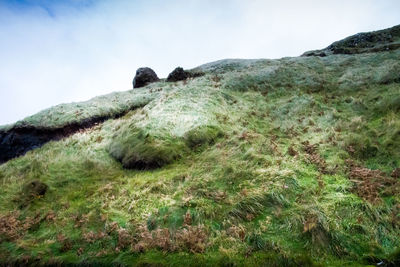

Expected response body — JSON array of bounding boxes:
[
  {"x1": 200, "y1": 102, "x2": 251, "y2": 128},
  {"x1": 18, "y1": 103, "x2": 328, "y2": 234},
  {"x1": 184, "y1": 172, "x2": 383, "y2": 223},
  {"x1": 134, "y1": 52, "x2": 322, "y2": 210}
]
[
  {"x1": 108, "y1": 127, "x2": 186, "y2": 169},
  {"x1": 184, "y1": 125, "x2": 224, "y2": 149},
  {"x1": 107, "y1": 77, "x2": 228, "y2": 169},
  {"x1": 229, "y1": 192, "x2": 288, "y2": 221}
]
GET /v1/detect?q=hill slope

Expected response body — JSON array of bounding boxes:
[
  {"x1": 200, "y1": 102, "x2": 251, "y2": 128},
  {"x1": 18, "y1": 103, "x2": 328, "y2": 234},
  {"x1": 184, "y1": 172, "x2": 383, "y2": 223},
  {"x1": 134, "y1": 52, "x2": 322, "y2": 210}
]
[{"x1": 0, "y1": 25, "x2": 399, "y2": 266}]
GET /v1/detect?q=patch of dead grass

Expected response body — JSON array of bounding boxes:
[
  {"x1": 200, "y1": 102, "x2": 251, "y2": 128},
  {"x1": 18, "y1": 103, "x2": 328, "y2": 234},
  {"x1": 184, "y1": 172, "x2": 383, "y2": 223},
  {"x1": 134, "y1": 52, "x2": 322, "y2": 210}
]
[
  {"x1": 349, "y1": 165, "x2": 398, "y2": 203},
  {"x1": 132, "y1": 224, "x2": 208, "y2": 253},
  {"x1": 0, "y1": 211, "x2": 46, "y2": 242}
]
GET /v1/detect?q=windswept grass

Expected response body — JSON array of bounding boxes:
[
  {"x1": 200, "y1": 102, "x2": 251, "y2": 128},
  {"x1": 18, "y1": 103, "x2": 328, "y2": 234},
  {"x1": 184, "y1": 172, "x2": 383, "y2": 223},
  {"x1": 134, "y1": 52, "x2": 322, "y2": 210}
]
[
  {"x1": 107, "y1": 77, "x2": 228, "y2": 169},
  {"x1": 0, "y1": 37, "x2": 399, "y2": 266},
  {"x1": 0, "y1": 84, "x2": 163, "y2": 131}
]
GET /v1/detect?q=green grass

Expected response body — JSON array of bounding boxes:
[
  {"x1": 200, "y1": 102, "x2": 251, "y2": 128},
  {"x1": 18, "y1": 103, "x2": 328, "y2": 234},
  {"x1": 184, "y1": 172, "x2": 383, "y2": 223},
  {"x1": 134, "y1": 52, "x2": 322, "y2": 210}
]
[
  {"x1": 0, "y1": 42, "x2": 399, "y2": 266},
  {"x1": 107, "y1": 77, "x2": 228, "y2": 169}
]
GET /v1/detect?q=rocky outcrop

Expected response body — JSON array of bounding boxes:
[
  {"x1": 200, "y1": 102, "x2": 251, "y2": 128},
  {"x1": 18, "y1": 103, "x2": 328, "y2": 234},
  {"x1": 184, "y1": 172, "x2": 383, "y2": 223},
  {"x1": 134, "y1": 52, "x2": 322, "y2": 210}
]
[
  {"x1": 167, "y1": 67, "x2": 190, "y2": 82},
  {"x1": 132, "y1": 67, "x2": 159, "y2": 88},
  {"x1": 0, "y1": 85, "x2": 157, "y2": 165},
  {"x1": 166, "y1": 67, "x2": 205, "y2": 82},
  {"x1": 303, "y1": 24, "x2": 400, "y2": 56},
  {"x1": 0, "y1": 114, "x2": 126, "y2": 164}
]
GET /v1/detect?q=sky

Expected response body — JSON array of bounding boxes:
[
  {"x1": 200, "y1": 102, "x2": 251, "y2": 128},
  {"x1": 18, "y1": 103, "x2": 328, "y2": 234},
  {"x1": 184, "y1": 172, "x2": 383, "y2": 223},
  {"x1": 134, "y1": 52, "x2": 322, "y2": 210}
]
[{"x1": 0, "y1": 0, "x2": 399, "y2": 125}]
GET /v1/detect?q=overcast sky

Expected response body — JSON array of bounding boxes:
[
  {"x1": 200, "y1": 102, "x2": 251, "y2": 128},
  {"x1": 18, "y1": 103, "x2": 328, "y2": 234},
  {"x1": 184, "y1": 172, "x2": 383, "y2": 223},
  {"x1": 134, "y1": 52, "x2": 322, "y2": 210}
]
[{"x1": 0, "y1": 0, "x2": 399, "y2": 125}]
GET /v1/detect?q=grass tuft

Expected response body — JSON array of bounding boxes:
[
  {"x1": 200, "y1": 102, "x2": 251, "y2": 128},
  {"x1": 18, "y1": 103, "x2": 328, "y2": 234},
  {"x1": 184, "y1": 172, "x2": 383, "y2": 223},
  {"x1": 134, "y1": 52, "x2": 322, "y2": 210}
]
[
  {"x1": 108, "y1": 127, "x2": 187, "y2": 169},
  {"x1": 184, "y1": 125, "x2": 224, "y2": 149}
]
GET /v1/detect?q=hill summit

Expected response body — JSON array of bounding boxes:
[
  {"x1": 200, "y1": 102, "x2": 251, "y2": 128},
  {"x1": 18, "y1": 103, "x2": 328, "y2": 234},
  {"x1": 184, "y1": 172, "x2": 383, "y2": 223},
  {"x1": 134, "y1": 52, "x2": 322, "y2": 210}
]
[{"x1": 0, "y1": 25, "x2": 399, "y2": 266}]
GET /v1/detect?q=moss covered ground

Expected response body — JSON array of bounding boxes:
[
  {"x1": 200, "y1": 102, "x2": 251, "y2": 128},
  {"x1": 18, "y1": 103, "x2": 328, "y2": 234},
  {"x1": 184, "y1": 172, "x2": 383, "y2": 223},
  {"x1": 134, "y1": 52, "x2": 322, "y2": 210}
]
[{"x1": 0, "y1": 44, "x2": 399, "y2": 266}]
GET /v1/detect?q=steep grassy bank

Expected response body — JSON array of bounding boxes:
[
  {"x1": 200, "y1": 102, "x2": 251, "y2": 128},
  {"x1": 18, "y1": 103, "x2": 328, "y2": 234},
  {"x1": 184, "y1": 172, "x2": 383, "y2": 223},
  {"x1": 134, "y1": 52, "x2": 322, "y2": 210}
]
[
  {"x1": 0, "y1": 86, "x2": 161, "y2": 163},
  {"x1": 0, "y1": 26, "x2": 399, "y2": 266}
]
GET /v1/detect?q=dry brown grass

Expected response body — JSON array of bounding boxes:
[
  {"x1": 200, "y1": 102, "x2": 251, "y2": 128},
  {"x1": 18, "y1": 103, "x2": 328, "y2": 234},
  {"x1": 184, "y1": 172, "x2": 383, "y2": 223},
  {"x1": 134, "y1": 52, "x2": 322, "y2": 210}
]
[
  {"x1": 226, "y1": 224, "x2": 246, "y2": 241},
  {"x1": 0, "y1": 211, "x2": 45, "y2": 242},
  {"x1": 175, "y1": 225, "x2": 208, "y2": 253},
  {"x1": 133, "y1": 225, "x2": 172, "y2": 252},
  {"x1": 117, "y1": 228, "x2": 133, "y2": 249},
  {"x1": 183, "y1": 211, "x2": 192, "y2": 226},
  {"x1": 57, "y1": 233, "x2": 73, "y2": 252},
  {"x1": 392, "y1": 168, "x2": 400, "y2": 178},
  {"x1": 302, "y1": 141, "x2": 330, "y2": 174},
  {"x1": 287, "y1": 145, "x2": 298, "y2": 157},
  {"x1": 73, "y1": 213, "x2": 89, "y2": 228},
  {"x1": 0, "y1": 212, "x2": 22, "y2": 242},
  {"x1": 132, "y1": 224, "x2": 208, "y2": 253},
  {"x1": 349, "y1": 166, "x2": 398, "y2": 203},
  {"x1": 82, "y1": 231, "x2": 107, "y2": 244}
]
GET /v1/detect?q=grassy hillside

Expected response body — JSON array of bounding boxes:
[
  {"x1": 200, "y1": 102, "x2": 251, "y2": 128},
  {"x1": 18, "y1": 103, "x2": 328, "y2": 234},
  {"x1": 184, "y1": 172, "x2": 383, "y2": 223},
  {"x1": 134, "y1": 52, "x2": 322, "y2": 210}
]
[{"x1": 0, "y1": 28, "x2": 400, "y2": 266}]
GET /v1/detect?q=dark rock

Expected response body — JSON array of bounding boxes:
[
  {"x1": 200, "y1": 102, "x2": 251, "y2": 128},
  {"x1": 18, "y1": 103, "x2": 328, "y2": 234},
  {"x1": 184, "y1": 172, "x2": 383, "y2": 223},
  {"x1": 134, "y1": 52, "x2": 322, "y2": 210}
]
[
  {"x1": 0, "y1": 129, "x2": 49, "y2": 164},
  {"x1": 166, "y1": 67, "x2": 205, "y2": 82},
  {"x1": 167, "y1": 67, "x2": 190, "y2": 82},
  {"x1": 301, "y1": 50, "x2": 326, "y2": 57},
  {"x1": 0, "y1": 113, "x2": 131, "y2": 164},
  {"x1": 132, "y1": 67, "x2": 159, "y2": 88},
  {"x1": 328, "y1": 29, "x2": 394, "y2": 52}
]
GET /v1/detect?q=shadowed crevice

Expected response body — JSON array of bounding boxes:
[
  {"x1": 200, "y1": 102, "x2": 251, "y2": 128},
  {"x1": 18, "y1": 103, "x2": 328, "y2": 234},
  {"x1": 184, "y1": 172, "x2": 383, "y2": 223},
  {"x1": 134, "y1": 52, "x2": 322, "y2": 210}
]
[{"x1": 0, "y1": 111, "x2": 132, "y2": 164}]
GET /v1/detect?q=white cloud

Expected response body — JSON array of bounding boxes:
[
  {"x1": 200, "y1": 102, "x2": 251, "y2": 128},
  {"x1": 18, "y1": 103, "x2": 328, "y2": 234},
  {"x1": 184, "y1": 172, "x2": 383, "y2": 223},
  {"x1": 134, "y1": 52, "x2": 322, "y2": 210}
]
[{"x1": 0, "y1": 0, "x2": 399, "y2": 125}]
